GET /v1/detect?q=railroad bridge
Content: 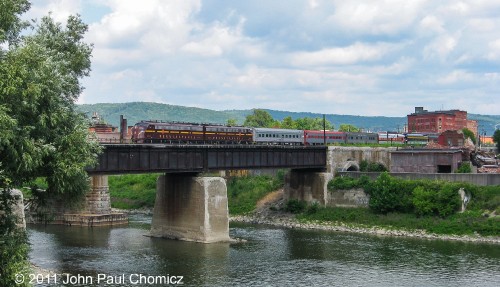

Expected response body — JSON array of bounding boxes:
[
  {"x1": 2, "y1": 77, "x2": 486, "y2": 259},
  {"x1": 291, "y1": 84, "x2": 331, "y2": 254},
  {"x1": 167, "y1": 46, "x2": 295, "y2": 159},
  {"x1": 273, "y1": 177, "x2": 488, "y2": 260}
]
[{"x1": 82, "y1": 144, "x2": 328, "y2": 243}]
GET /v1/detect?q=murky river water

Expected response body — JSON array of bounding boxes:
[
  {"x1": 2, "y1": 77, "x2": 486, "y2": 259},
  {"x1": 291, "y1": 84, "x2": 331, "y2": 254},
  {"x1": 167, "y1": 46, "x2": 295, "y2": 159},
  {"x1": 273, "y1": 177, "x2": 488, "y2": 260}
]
[{"x1": 28, "y1": 214, "x2": 499, "y2": 286}]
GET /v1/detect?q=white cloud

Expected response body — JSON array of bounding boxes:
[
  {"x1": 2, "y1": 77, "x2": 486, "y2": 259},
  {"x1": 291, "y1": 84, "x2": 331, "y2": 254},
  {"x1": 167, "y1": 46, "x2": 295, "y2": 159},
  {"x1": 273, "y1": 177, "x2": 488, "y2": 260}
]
[
  {"x1": 419, "y1": 15, "x2": 445, "y2": 35},
  {"x1": 436, "y1": 70, "x2": 474, "y2": 85},
  {"x1": 423, "y1": 34, "x2": 459, "y2": 60},
  {"x1": 329, "y1": 0, "x2": 427, "y2": 35},
  {"x1": 290, "y1": 42, "x2": 398, "y2": 66},
  {"x1": 487, "y1": 39, "x2": 500, "y2": 60}
]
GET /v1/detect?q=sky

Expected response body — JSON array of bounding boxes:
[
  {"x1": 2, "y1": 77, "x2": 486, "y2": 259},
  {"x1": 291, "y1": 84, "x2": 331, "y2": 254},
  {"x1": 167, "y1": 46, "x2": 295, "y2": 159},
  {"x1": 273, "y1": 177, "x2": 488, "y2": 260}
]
[{"x1": 25, "y1": 0, "x2": 500, "y2": 116}]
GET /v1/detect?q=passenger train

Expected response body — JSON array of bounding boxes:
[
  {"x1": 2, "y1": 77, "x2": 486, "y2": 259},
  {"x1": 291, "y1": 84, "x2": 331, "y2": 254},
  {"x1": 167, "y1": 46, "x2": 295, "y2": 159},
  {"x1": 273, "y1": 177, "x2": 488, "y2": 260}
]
[{"x1": 131, "y1": 120, "x2": 380, "y2": 145}]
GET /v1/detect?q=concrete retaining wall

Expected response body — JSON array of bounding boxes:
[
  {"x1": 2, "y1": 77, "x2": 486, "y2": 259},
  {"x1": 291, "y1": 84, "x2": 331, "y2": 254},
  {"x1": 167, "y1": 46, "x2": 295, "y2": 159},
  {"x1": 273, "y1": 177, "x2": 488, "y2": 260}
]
[{"x1": 337, "y1": 171, "x2": 500, "y2": 186}]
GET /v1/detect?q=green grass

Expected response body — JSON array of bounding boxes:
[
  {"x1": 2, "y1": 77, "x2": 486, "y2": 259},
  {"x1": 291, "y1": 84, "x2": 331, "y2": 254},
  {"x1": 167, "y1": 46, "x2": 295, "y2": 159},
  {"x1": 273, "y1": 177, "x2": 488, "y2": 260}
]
[
  {"x1": 108, "y1": 174, "x2": 159, "y2": 209},
  {"x1": 227, "y1": 174, "x2": 283, "y2": 215},
  {"x1": 107, "y1": 173, "x2": 284, "y2": 212},
  {"x1": 297, "y1": 206, "x2": 500, "y2": 236}
]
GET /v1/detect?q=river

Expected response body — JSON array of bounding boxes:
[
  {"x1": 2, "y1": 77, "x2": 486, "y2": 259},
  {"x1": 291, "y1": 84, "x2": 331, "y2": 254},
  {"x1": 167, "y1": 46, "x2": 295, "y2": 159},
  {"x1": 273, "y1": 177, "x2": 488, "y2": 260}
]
[{"x1": 28, "y1": 214, "x2": 499, "y2": 287}]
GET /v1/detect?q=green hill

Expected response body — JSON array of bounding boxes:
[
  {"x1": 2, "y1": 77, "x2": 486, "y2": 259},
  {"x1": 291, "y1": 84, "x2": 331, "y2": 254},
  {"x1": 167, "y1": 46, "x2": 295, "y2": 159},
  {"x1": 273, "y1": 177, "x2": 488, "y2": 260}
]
[
  {"x1": 77, "y1": 102, "x2": 500, "y2": 135},
  {"x1": 78, "y1": 102, "x2": 240, "y2": 126}
]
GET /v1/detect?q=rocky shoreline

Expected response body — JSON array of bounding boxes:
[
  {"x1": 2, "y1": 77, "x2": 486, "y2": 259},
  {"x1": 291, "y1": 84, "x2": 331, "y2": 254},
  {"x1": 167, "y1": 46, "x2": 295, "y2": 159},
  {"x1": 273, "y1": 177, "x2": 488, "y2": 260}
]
[{"x1": 230, "y1": 214, "x2": 500, "y2": 244}]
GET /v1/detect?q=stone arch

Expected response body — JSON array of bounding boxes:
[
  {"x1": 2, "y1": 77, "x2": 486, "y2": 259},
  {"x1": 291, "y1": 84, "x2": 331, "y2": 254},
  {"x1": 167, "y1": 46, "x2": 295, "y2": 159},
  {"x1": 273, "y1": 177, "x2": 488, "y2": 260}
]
[{"x1": 342, "y1": 161, "x2": 360, "y2": 172}]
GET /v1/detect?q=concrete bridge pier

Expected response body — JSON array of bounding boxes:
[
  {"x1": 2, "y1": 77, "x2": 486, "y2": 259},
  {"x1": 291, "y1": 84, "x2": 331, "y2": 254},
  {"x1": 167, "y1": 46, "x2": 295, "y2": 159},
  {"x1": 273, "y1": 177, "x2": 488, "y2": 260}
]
[
  {"x1": 284, "y1": 170, "x2": 333, "y2": 205},
  {"x1": 150, "y1": 174, "x2": 230, "y2": 243}
]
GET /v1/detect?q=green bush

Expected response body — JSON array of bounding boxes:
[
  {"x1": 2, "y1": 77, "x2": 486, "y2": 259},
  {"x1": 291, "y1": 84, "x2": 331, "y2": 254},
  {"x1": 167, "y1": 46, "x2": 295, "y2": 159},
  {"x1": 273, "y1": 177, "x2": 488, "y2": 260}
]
[
  {"x1": 359, "y1": 160, "x2": 388, "y2": 172},
  {"x1": 328, "y1": 175, "x2": 369, "y2": 191},
  {"x1": 465, "y1": 185, "x2": 500, "y2": 213},
  {"x1": 412, "y1": 183, "x2": 461, "y2": 217},
  {"x1": 306, "y1": 202, "x2": 320, "y2": 215},
  {"x1": 456, "y1": 162, "x2": 472, "y2": 173},
  {"x1": 367, "y1": 172, "x2": 414, "y2": 214},
  {"x1": 285, "y1": 199, "x2": 307, "y2": 214}
]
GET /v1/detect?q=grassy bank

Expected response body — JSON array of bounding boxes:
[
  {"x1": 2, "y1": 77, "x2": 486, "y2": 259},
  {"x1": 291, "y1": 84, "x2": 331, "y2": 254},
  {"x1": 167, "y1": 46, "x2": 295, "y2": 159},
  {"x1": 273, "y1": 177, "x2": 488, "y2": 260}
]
[{"x1": 107, "y1": 173, "x2": 284, "y2": 212}]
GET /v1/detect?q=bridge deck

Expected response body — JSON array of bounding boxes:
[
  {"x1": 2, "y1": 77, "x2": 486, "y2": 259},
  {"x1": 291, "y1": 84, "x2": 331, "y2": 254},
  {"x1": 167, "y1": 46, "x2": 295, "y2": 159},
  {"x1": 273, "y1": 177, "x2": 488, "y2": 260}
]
[{"x1": 87, "y1": 144, "x2": 327, "y2": 175}]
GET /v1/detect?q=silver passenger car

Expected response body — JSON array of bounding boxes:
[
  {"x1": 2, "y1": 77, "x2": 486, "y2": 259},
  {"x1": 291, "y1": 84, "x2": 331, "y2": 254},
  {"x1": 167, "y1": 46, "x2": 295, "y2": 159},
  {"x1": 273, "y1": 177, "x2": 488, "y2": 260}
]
[{"x1": 253, "y1": 128, "x2": 304, "y2": 145}]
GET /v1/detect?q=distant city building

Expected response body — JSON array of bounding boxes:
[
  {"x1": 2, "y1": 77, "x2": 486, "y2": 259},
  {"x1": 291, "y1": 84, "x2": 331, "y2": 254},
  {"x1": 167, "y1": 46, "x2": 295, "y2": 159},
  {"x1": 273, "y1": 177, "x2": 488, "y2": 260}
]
[{"x1": 407, "y1": 107, "x2": 478, "y2": 136}]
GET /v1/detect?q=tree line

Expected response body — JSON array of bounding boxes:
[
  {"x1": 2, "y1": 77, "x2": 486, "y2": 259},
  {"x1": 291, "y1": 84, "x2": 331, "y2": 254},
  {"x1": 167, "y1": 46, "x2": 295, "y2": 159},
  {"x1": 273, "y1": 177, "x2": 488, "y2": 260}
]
[{"x1": 231, "y1": 109, "x2": 361, "y2": 132}]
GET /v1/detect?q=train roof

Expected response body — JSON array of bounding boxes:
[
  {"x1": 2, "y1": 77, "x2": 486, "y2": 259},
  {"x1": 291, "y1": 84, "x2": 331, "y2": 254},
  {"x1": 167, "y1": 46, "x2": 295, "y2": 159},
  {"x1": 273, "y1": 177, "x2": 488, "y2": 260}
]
[
  {"x1": 253, "y1": 128, "x2": 303, "y2": 132},
  {"x1": 304, "y1": 130, "x2": 344, "y2": 133}
]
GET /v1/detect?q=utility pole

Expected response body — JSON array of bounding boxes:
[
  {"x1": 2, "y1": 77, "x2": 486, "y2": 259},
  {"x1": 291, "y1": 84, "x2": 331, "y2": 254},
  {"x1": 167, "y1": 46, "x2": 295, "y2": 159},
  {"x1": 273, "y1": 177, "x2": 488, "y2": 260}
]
[{"x1": 323, "y1": 114, "x2": 326, "y2": 146}]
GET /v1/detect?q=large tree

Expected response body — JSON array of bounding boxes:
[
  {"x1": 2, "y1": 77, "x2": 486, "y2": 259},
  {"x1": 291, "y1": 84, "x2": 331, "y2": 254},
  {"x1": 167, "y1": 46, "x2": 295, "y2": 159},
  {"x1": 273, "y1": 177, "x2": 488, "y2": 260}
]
[
  {"x1": 294, "y1": 117, "x2": 333, "y2": 130},
  {"x1": 339, "y1": 124, "x2": 361, "y2": 132},
  {"x1": 1, "y1": 1, "x2": 99, "y2": 285},
  {"x1": 243, "y1": 109, "x2": 276, "y2": 128}
]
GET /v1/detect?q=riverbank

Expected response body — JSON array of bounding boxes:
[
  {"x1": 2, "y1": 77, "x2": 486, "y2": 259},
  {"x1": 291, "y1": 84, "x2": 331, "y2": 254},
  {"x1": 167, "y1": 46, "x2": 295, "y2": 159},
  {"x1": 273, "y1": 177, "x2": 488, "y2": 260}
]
[{"x1": 230, "y1": 189, "x2": 500, "y2": 244}]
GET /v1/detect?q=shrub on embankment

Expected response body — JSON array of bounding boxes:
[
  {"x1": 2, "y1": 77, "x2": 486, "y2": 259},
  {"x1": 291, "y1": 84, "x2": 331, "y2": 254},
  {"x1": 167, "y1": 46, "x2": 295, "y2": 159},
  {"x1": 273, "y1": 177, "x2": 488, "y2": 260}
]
[
  {"x1": 298, "y1": 172, "x2": 500, "y2": 236},
  {"x1": 107, "y1": 173, "x2": 284, "y2": 213}
]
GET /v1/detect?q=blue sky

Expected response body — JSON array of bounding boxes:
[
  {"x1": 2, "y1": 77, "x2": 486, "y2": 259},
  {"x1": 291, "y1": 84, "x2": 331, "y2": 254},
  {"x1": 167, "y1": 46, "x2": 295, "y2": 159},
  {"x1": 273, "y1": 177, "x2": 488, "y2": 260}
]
[{"x1": 26, "y1": 0, "x2": 500, "y2": 116}]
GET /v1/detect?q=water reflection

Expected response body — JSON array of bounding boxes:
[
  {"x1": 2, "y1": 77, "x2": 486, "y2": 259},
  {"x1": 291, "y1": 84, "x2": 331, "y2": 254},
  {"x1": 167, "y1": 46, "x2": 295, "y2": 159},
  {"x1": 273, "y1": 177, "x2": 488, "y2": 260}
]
[{"x1": 28, "y1": 217, "x2": 500, "y2": 287}]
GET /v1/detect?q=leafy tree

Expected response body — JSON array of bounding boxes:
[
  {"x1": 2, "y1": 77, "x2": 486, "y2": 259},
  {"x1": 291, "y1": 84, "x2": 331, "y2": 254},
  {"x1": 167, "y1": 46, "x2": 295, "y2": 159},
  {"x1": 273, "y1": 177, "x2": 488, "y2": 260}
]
[
  {"x1": 243, "y1": 109, "x2": 275, "y2": 127},
  {"x1": 226, "y1": 118, "x2": 238, "y2": 126},
  {"x1": 280, "y1": 116, "x2": 296, "y2": 129},
  {"x1": 462, "y1": 128, "x2": 476, "y2": 145},
  {"x1": 493, "y1": 129, "x2": 500, "y2": 152},
  {"x1": 294, "y1": 117, "x2": 333, "y2": 130},
  {"x1": 339, "y1": 124, "x2": 360, "y2": 132},
  {"x1": 1, "y1": 1, "x2": 99, "y2": 284}
]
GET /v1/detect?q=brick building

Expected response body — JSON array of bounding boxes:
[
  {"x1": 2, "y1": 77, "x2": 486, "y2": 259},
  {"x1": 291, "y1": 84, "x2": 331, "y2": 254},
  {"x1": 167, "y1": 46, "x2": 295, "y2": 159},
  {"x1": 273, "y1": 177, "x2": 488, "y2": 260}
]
[{"x1": 407, "y1": 107, "x2": 477, "y2": 136}]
